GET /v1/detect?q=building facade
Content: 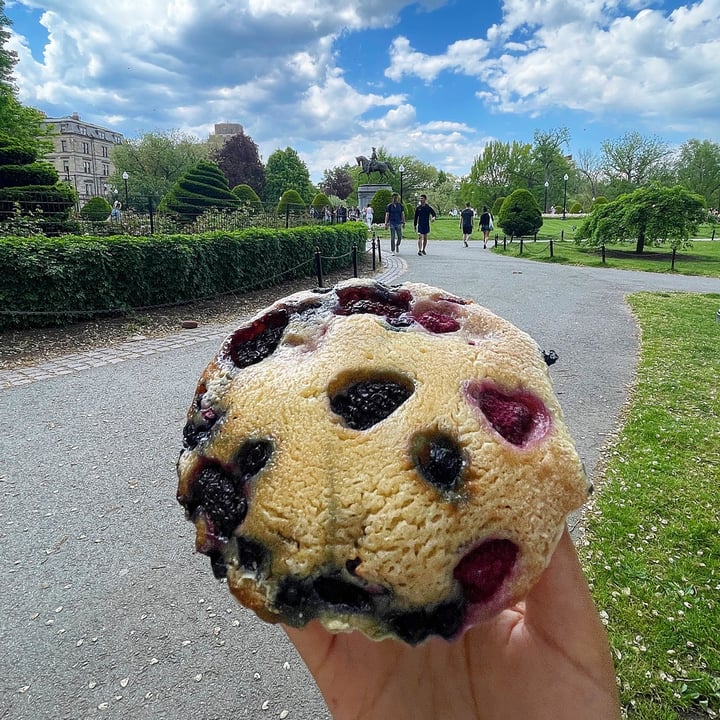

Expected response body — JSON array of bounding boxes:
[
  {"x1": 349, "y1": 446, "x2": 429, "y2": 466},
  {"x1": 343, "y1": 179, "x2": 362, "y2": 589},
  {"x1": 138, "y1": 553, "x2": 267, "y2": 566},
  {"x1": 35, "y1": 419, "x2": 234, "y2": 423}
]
[{"x1": 42, "y1": 113, "x2": 124, "y2": 205}]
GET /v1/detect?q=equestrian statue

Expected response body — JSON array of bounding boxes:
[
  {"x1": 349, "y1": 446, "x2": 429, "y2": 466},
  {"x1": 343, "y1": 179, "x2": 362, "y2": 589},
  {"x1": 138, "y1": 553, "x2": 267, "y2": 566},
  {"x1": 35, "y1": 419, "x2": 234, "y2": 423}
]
[{"x1": 356, "y1": 146, "x2": 394, "y2": 181}]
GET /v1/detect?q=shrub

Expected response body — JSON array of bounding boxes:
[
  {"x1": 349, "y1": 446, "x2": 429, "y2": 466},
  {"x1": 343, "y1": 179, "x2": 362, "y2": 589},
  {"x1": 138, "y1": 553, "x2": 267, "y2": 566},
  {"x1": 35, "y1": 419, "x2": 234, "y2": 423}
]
[
  {"x1": 0, "y1": 224, "x2": 367, "y2": 329},
  {"x1": 592, "y1": 196, "x2": 608, "y2": 209},
  {"x1": 569, "y1": 201, "x2": 584, "y2": 214},
  {"x1": 0, "y1": 162, "x2": 58, "y2": 189},
  {"x1": 277, "y1": 189, "x2": 306, "y2": 215},
  {"x1": 497, "y1": 189, "x2": 542, "y2": 238},
  {"x1": 312, "y1": 192, "x2": 331, "y2": 214},
  {"x1": 80, "y1": 196, "x2": 112, "y2": 221},
  {"x1": 491, "y1": 196, "x2": 505, "y2": 217},
  {"x1": 160, "y1": 160, "x2": 240, "y2": 220},
  {"x1": 370, "y1": 189, "x2": 392, "y2": 222}
]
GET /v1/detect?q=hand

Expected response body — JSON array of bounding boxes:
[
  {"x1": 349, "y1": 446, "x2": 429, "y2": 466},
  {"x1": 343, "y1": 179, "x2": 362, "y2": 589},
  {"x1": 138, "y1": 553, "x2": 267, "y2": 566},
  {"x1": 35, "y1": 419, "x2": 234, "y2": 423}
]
[{"x1": 285, "y1": 529, "x2": 620, "y2": 720}]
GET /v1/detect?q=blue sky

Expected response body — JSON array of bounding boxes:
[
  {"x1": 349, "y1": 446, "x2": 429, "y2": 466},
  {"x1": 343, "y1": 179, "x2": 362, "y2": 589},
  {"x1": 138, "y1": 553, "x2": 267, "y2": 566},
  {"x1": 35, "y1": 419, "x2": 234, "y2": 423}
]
[{"x1": 5, "y1": 0, "x2": 719, "y2": 182}]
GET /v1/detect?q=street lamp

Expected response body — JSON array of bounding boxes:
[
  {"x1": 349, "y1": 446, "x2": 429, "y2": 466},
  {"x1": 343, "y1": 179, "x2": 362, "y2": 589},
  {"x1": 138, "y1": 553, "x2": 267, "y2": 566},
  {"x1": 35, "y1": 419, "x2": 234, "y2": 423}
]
[
  {"x1": 122, "y1": 171, "x2": 129, "y2": 207},
  {"x1": 398, "y1": 164, "x2": 405, "y2": 203},
  {"x1": 544, "y1": 180, "x2": 549, "y2": 214},
  {"x1": 562, "y1": 174, "x2": 569, "y2": 220}
]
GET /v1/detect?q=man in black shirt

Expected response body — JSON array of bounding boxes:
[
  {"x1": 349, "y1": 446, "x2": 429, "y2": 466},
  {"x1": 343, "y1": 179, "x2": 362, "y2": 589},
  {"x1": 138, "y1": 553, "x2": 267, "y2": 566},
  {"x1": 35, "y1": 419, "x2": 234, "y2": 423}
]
[
  {"x1": 413, "y1": 194, "x2": 437, "y2": 255},
  {"x1": 384, "y1": 193, "x2": 406, "y2": 254}
]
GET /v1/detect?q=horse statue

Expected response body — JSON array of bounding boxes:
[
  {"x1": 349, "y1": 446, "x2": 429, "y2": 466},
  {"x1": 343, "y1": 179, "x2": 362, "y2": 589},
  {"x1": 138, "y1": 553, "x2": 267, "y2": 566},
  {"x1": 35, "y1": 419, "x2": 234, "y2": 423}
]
[{"x1": 356, "y1": 155, "x2": 394, "y2": 181}]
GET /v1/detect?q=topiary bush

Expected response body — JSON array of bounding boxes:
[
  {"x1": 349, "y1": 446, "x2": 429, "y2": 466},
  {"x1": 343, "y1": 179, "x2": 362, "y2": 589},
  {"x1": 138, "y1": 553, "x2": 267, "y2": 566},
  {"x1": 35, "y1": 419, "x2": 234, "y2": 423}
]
[
  {"x1": 491, "y1": 196, "x2": 505, "y2": 217},
  {"x1": 80, "y1": 196, "x2": 112, "y2": 221},
  {"x1": 497, "y1": 189, "x2": 542, "y2": 238},
  {"x1": 569, "y1": 201, "x2": 584, "y2": 214},
  {"x1": 159, "y1": 160, "x2": 240, "y2": 221},
  {"x1": 277, "y1": 189, "x2": 306, "y2": 215},
  {"x1": 370, "y1": 189, "x2": 392, "y2": 223},
  {"x1": 311, "y1": 192, "x2": 331, "y2": 215}
]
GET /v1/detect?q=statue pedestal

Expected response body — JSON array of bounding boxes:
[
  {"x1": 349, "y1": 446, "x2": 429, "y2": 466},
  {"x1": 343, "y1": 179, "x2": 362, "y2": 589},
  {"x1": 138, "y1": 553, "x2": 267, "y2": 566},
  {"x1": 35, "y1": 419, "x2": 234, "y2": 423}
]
[{"x1": 358, "y1": 184, "x2": 391, "y2": 210}]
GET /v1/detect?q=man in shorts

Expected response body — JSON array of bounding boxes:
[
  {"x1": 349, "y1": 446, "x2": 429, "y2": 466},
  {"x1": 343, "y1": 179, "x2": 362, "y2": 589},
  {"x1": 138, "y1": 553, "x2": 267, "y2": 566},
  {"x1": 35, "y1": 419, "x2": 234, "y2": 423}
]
[
  {"x1": 413, "y1": 194, "x2": 437, "y2": 255},
  {"x1": 384, "y1": 192, "x2": 406, "y2": 254}
]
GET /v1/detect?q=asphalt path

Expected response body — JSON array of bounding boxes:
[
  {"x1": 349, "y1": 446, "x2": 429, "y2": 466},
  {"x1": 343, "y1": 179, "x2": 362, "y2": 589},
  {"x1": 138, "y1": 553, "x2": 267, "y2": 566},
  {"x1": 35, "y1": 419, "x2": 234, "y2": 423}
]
[{"x1": 2, "y1": 239, "x2": 719, "y2": 720}]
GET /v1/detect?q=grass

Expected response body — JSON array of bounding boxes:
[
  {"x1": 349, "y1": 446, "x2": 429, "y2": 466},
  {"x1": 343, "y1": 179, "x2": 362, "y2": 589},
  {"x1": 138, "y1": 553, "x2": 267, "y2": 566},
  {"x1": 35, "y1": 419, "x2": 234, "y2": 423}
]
[
  {"x1": 579, "y1": 292, "x2": 720, "y2": 718},
  {"x1": 387, "y1": 216, "x2": 720, "y2": 278}
]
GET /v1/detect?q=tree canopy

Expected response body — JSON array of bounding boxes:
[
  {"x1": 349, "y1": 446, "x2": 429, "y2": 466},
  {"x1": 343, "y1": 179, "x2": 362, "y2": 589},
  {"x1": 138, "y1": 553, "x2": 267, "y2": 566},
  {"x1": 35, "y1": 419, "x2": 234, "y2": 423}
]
[
  {"x1": 110, "y1": 130, "x2": 210, "y2": 210},
  {"x1": 211, "y1": 131, "x2": 265, "y2": 198},
  {"x1": 319, "y1": 166, "x2": 353, "y2": 200},
  {"x1": 264, "y1": 147, "x2": 315, "y2": 204},
  {"x1": 575, "y1": 184, "x2": 707, "y2": 254}
]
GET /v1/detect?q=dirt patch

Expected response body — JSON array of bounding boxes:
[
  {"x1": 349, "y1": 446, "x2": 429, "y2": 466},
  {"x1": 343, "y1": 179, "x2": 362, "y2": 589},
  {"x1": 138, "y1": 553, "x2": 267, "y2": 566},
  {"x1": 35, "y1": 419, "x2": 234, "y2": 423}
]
[{"x1": 2, "y1": 259, "x2": 377, "y2": 370}]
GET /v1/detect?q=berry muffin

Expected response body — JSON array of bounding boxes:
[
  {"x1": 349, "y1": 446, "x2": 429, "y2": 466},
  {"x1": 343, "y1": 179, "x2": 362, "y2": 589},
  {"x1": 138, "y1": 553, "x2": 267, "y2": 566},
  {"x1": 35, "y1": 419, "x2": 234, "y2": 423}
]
[{"x1": 176, "y1": 279, "x2": 589, "y2": 645}]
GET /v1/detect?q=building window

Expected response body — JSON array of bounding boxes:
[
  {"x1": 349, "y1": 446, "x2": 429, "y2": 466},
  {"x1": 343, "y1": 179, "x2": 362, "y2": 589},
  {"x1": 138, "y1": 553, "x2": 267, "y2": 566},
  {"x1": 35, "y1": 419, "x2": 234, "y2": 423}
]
[
  {"x1": 101, "y1": 146, "x2": 108, "y2": 157},
  {"x1": 85, "y1": 183, "x2": 93, "y2": 197},
  {"x1": 61, "y1": 140, "x2": 67, "y2": 152},
  {"x1": 102, "y1": 163, "x2": 110, "y2": 176},
  {"x1": 83, "y1": 161, "x2": 92, "y2": 173},
  {"x1": 82, "y1": 142, "x2": 90, "y2": 154}
]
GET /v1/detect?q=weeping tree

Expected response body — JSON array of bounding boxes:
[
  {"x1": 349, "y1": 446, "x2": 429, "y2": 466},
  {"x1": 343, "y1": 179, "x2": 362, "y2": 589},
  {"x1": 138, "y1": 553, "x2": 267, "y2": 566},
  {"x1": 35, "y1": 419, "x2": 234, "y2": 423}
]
[
  {"x1": 576, "y1": 184, "x2": 707, "y2": 254},
  {"x1": 159, "y1": 160, "x2": 239, "y2": 220}
]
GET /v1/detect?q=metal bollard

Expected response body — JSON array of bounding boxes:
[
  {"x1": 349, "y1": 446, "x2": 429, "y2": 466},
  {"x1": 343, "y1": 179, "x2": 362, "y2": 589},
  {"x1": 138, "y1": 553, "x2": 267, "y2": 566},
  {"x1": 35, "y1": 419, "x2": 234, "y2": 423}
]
[
  {"x1": 352, "y1": 244, "x2": 358, "y2": 278},
  {"x1": 314, "y1": 247, "x2": 324, "y2": 287}
]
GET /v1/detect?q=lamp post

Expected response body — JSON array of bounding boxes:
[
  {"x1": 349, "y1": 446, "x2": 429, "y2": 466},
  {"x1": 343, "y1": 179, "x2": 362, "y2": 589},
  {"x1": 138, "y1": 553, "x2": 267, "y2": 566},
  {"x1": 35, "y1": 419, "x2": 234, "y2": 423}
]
[
  {"x1": 544, "y1": 180, "x2": 549, "y2": 214},
  {"x1": 398, "y1": 164, "x2": 405, "y2": 203},
  {"x1": 122, "y1": 171, "x2": 129, "y2": 207},
  {"x1": 562, "y1": 174, "x2": 569, "y2": 220}
]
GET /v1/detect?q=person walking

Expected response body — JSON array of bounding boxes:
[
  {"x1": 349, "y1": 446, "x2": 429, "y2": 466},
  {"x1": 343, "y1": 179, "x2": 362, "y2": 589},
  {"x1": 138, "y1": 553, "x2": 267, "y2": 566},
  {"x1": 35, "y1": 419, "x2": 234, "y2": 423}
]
[
  {"x1": 479, "y1": 205, "x2": 493, "y2": 248},
  {"x1": 384, "y1": 192, "x2": 406, "y2": 254},
  {"x1": 413, "y1": 194, "x2": 437, "y2": 256},
  {"x1": 460, "y1": 202, "x2": 474, "y2": 247},
  {"x1": 365, "y1": 204, "x2": 374, "y2": 230}
]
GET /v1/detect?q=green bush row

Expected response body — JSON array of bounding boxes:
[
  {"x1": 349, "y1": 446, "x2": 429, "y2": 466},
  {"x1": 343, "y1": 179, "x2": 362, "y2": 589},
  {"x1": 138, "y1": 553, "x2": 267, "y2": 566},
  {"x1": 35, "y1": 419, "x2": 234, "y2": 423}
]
[{"x1": 0, "y1": 223, "x2": 367, "y2": 329}]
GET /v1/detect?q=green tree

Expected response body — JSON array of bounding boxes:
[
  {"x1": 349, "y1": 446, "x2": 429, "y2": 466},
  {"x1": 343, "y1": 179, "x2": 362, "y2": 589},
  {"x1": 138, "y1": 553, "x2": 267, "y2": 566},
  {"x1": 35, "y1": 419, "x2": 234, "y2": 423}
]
[
  {"x1": 110, "y1": 130, "x2": 210, "y2": 210},
  {"x1": 491, "y1": 197, "x2": 505, "y2": 217},
  {"x1": 576, "y1": 184, "x2": 706, "y2": 254},
  {"x1": 265, "y1": 147, "x2": 314, "y2": 204},
  {"x1": 497, "y1": 189, "x2": 542, "y2": 238},
  {"x1": 159, "y1": 160, "x2": 239, "y2": 220},
  {"x1": 601, "y1": 132, "x2": 671, "y2": 189},
  {"x1": 210, "y1": 130, "x2": 265, "y2": 197},
  {"x1": 675, "y1": 139, "x2": 720, "y2": 210},
  {"x1": 1, "y1": 0, "x2": 18, "y2": 93},
  {"x1": 532, "y1": 127, "x2": 570, "y2": 184}
]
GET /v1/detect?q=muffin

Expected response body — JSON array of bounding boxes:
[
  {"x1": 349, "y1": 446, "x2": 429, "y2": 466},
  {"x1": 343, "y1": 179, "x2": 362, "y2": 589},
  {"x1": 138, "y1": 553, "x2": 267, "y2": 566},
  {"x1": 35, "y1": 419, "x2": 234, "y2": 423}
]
[{"x1": 176, "y1": 279, "x2": 589, "y2": 645}]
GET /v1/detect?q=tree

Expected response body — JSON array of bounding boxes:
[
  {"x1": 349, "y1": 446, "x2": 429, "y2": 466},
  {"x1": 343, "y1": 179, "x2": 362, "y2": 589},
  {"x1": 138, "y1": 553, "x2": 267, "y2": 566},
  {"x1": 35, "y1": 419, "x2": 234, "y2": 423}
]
[
  {"x1": 319, "y1": 166, "x2": 353, "y2": 200},
  {"x1": 575, "y1": 184, "x2": 706, "y2": 254},
  {"x1": 159, "y1": 160, "x2": 239, "y2": 220},
  {"x1": 264, "y1": 147, "x2": 315, "y2": 204},
  {"x1": 110, "y1": 130, "x2": 210, "y2": 210},
  {"x1": 601, "y1": 132, "x2": 671, "y2": 189},
  {"x1": 1, "y1": 0, "x2": 18, "y2": 93},
  {"x1": 370, "y1": 189, "x2": 392, "y2": 223},
  {"x1": 675, "y1": 139, "x2": 720, "y2": 210},
  {"x1": 210, "y1": 131, "x2": 265, "y2": 197},
  {"x1": 532, "y1": 127, "x2": 570, "y2": 183},
  {"x1": 496, "y1": 189, "x2": 542, "y2": 238}
]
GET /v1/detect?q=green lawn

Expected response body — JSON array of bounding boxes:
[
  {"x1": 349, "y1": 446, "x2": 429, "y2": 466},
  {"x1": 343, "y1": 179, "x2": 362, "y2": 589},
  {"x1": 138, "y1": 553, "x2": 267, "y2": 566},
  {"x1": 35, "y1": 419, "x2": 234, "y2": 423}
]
[{"x1": 580, "y1": 292, "x2": 720, "y2": 718}]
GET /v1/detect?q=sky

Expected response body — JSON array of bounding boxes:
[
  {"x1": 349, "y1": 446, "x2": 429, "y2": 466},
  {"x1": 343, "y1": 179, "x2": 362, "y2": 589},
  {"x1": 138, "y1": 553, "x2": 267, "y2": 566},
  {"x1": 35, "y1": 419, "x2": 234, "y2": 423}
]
[{"x1": 5, "y1": 0, "x2": 720, "y2": 183}]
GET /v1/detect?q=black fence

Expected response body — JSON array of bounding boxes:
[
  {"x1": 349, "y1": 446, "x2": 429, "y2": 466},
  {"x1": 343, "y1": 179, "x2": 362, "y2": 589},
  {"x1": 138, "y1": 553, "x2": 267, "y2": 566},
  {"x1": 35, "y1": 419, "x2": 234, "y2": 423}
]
[{"x1": 0, "y1": 197, "x2": 363, "y2": 238}]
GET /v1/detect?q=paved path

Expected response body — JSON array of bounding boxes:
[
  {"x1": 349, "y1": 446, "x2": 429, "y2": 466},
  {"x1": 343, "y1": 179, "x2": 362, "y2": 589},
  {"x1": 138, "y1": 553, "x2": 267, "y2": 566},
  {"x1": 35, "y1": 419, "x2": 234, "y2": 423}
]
[{"x1": 2, "y1": 242, "x2": 719, "y2": 720}]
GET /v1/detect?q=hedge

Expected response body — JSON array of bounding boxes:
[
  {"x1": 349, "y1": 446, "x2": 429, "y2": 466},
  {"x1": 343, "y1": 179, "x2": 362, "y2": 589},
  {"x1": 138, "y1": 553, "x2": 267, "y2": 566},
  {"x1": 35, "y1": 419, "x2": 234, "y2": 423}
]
[{"x1": 0, "y1": 223, "x2": 368, "y2": 329}]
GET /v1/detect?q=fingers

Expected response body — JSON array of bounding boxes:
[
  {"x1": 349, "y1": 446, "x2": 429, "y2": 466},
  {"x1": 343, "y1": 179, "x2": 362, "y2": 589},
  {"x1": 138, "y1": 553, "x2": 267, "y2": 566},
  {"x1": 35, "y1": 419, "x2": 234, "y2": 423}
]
[{"x1": 525, "y1": 529, "x2": 617, "y2": 678}]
